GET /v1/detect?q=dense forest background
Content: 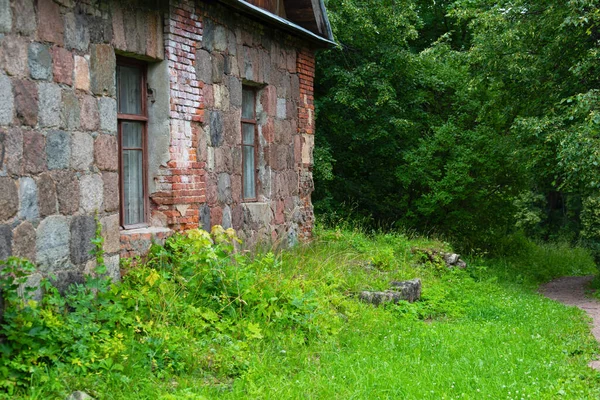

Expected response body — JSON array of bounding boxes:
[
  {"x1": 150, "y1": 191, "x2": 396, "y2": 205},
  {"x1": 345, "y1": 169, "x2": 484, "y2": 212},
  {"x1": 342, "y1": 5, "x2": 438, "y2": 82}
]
[{"x1": 314, "y1": 0, "x2": 600, "y2": 254}]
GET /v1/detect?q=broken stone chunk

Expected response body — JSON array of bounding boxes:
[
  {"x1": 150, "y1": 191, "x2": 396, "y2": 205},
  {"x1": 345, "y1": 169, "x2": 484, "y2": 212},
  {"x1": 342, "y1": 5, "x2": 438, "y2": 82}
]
[{"x1": 359, "y1": 278, "x2": 421, "y2": 305}]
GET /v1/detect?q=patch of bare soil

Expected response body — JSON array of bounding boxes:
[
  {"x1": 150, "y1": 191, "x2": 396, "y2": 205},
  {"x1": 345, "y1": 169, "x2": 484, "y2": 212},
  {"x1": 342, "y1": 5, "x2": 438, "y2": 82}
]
[{"x1": 540, "y1": 276, "x2": 600, "y2": 370}]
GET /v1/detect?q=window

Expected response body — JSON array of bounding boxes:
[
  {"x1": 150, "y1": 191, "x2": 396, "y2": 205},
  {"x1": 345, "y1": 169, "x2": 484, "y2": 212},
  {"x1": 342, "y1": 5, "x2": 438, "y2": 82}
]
[
  {"x1": 117, "y1": 59, "x2": 148, "y2": 228},
  {"x1": 242, "y1": 86, "x2": 257, "y2": 200}
]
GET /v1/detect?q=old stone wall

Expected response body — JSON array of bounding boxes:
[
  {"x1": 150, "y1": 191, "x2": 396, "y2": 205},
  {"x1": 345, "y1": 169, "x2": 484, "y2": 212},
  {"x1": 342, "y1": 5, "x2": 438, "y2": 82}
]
[
  {"x1": 0, "y1": 0, "x2": 317, "y2": 288},
  {"x1": 0, "y1": 0, "x2": 164, "y2": 288},
  {"x1": 195, "y1": 1, "x2": 316, "y2": 247}
]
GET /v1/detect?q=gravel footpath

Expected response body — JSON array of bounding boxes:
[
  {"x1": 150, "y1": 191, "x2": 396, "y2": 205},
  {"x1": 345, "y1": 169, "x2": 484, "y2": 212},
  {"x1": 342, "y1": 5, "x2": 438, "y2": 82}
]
[{"x1": 540, "y1": 275, "x2": 600, "y2": 370}]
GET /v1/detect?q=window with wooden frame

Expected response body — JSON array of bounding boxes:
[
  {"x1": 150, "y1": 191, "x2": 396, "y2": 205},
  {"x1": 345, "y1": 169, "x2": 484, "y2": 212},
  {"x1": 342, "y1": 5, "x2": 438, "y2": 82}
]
[
  {"x1": 242, "y1": 86, "x2": 257, "y2": 201},
  {"x1": 117, "y1": 58, "x2": 148, "y2": 228}
]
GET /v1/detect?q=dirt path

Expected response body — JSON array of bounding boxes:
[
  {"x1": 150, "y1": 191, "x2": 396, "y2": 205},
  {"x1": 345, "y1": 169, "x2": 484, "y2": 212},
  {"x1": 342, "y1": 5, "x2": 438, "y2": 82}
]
[{"x1": 540, "y1": 275, "x2": 600, "y2": 370}]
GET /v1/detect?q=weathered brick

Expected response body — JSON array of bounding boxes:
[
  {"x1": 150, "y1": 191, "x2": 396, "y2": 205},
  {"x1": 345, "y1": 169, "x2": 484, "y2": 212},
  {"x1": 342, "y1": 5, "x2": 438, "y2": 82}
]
[
  {"x1": 61, "y1": 90, "x2": 80, "y2": 129},
  {"x1": 98, "y1": 97, "x2": 116, "y2": 134},
  {"x1": 79, "y1": 173, "x2": 103, "y2": 213},
  {"x1": 90, "y1": 44, "x2": 116, "y2": 96},
  {"x1": 37, "y1": 0, "x2": 64, "y2": 45},
  {"x1": 74, "y1": 55, "x2": 90, "y2": 92},
  {"x1": 37, "y1": 172, "x2": 57, "y2": 217},
  {"x1": 79, "y1": 94, "x2": 99, "y2": 131},
  {"x1": 12, "y1": 221, "x2": 35, "y2": 261},
  {"x1": 13, "y1": 79, "x2": 37, "y2": 127},
  {"x1": 70, "y1": 215, "x2": 95, "y2": 264},
  {"x1": 64, "y1": 12, "x2": 89, "y2": 52},
  {"x1": 39, "y1": 82, "x2": 61, "y2": 127},
  {"x1": 94, "y1": 134, "x2": 118, "y2": 171},
  {"x1": 51, "y1": 170, "x2": 79, "y2": 214},
  {"x1": 36, "y1": 215, "x2": 70, "y2": 272},
  {"x1": 101, "y1": 214, "x2": 119, "y2": 253},
  {"x1": 23, "y1": 131, "x2": 46, "y2": 174},
  {"x1": 18, "y1": 176, "x2": 38, "y2": 221},
  {"x1": 46, "y1": 130, "x2": 71, "y2": 170},
  {"x1": 52, "y1": 46, "x2": 73, "y2": 85},
  {"x1": 0, "y1": 73, "x2": 13, "y2": 125},
  {"x1": 0, "y1": 35, "x2": 28, "y2": 77},
  {"x1": 102, "y1": 171, "x2": 119, "y2": 212},
  {"x1": 71, "y1": 131, "x2": 93, "y2": 170},
  {"x1": 11, "y1": 0, "x2": 35, "y2": 35},
  {"x1": 0, "y1": 177, "x2": 18, "y2": 222},
  {"x1": 28, "y1": 42, "x2": 52, "y2": 80}
]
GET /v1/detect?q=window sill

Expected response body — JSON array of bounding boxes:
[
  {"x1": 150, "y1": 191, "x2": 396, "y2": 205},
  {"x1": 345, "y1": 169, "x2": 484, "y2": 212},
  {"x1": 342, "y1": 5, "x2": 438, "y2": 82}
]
[{"x1": 120, "y1": 226, "x2": 173, "y2": 236}]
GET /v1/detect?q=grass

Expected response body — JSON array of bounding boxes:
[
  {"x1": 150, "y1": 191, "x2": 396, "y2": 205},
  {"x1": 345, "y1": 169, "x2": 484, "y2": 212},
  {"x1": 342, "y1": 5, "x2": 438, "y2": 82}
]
[{"x1": 4, "y1": 226, "x2": 600, "y2": 399}]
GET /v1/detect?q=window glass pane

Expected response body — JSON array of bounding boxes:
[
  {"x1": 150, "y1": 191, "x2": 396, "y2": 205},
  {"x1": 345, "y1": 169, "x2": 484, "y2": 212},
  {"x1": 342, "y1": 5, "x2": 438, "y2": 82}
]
[
  {"x1": 242, "y1": 87, "x2": 255, "y2": 120},
  {"x1": 123, "y1": 149, "x2": 144, "y2": 225},
  {"x1": 122, "y1": 122, "x2": 142, "y2": 148},
  {"x1": 118, "y1": 65, "x2": 142, "y2": 115},
  {"x1": 243, "y1": 145, "x2": 255, "y2": 199},
  {"x1": 242, "y1": 123, "x2": 254, "y2": 145}
]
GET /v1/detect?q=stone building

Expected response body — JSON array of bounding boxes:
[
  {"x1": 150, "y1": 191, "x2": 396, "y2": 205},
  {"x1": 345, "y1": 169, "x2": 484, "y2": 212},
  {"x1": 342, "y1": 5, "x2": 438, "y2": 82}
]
[{"x1": 0, "y1": 0, "x2": 334, "y2": 288}]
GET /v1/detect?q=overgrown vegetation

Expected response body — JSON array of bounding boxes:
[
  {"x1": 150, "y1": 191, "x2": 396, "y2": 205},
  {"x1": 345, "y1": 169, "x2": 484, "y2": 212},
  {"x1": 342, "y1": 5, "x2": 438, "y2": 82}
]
[
  {"x1": 315, "y1": 0, "x2": 600, "y2": 252},
  {"x1": 1, "y1": 226, "x2": 599, "y2": 398}
]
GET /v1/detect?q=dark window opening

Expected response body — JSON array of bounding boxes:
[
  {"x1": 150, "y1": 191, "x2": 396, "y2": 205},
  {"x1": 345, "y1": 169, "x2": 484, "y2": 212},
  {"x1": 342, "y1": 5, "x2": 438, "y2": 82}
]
[{"x1": 242, "y1": 86, "x2": 257, "y2": 201}]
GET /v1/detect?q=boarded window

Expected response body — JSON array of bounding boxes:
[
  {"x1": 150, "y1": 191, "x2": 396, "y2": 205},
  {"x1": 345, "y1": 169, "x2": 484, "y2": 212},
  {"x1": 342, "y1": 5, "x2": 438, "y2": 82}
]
[{"x1": 242, "y1": 87, "x2": 257, "y2": 200}]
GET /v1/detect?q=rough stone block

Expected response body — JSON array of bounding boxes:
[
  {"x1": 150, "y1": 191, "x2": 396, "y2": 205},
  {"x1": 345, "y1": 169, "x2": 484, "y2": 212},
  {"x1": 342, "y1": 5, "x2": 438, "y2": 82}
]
[
  {"x1": 214, "y1": 25, "x2": 227, "y2": 52},
  {"x1": 51, "y1": 46, "x2": 73, "y2": 85},
  {"x1": 105, "y1": 254, "x2": 120, "y2": 282},
  {"x1": 359, "y1": 279, "x2": 422, "y2": 305},
  {"x1": 0, "y1": 73, "x2": 13, "y2": 124},
  {"x1": 79, "y1": 94, "x2": 99, "y2": 131},
  {"x1": 210, "y1": 111, "x2": 223, "y2": 147},
  {"x1": 79, "y1": 173, "x2": 103, "y2": 213},
  {"x1": 51, "y1": 270, "x2": 85, "y2": 294},
  {"x1": 0, "y1": 0, "x2": 11, "y2": 33},
  {"x1": 28, "y1": 43, "x2": 52, "y2": 80},
  {"x1": 94, "y1": 134, "x2": 117, "y2": 171},
  {"x1": 102, "y1": 171, "x2": 118, "y2": 212},
  {"x1": 222, "y1": 205, "x2": 232, "y2": 229},
  {"x1": 12, "y1": 221, "x2": 35, "y2": 261},
  {"x1": 217, "y1": 173, "x2": 232, "y2": 204},
  {"x1": 38, "y1": 82, "x2": 61, "y2": 127},
  {"x1": 227, "y1": 76, "x2": 242, "y2": 108},
  {"x1": 37, "y1": 172, "x2": 57, "y2": 217},
  {"x1": 74, "y1": 55, "x2": 90, "y2": 92},
  {"x1": 98, "y1": 97, "x2": 117, "y2": 133},
  {"x1": 18, "y1": 177, "x2": 38, "y2": 221},
  {"x1": 70, "y1": 215, "x2": 96, "y2": 264},
  {"x1": 200, "y1": 204, "x2": 210, "y2": 231},
  {"x1": 23, "y1": 131, "x2": 46, "y2": 174},
  {"x1": 101, "y1": 214, "x2": 119, "y2": 253},
  {"x1": 90, "y1": 44, "x2": 116, "y2": 96},
  {"x1": 2, "y1": 127, "x2": 22, "y2": 175},
  {"x1": 64, "y1": 12, "x2": 90, "y2": 52},
  {"x1": 61, "y1": 90, "x2": 80, "y2": 129},
  {"x1": 71, "y1": 131, "x2": 93, "y2": 170},
  {"x1": 13, "y1": 79, "x2": 37, "y2": 126},
  {"x1": 46, "y1": 130, "x2": 71, "y2": 170},
  {"x1": 202, "y1": 18, "x2": 214, "y2": 52},
  {"x1": 210, "y1": 206, "x2": 223, "y2": 227},
  {"x1": 52, "y1": 170, "x2": 79, "y2": 214},
  {"x1": 37, "y1": 0, "x2": 64, "y2": 45},
  {"x1": 89, "y1": 15, "x2": 113, "y2": 45},
  {"x1": 0, "y1": 224, "x2": 12, "y2": 260},
  {"x1": 214, "y1": 84, "x2": 230, "y2": 111},
  {"x1": 0, "y1": 35, "x2": 28, "y2": 77},
  {"x1": 196, "y1": 49, "x2": 212, "y2": 83},
  {"x1": 276, "y1": 98, "x2": 286, "y2": 120},
  {"x1": 11, "y1": 0, "x2": 35, "y2": 35},
  {"x1": 0, "y1": 177, "x2": 18, "y2": 222},
  {"x1": 212, "y1": 53, "x2": 224, "y2": 84}
]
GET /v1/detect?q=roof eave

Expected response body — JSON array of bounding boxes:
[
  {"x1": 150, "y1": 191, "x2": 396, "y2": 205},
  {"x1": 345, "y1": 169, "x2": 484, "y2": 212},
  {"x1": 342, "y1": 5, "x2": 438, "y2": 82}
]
[{"x1": 217, "y1": 0, "x2": 337, "y2": 48}]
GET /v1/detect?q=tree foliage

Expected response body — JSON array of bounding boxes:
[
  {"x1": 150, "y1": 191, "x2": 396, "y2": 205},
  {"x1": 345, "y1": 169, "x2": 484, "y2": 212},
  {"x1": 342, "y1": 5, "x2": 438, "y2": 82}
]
[{"x1": 315, "y1": 0, "x2": 600, "y2": 249}]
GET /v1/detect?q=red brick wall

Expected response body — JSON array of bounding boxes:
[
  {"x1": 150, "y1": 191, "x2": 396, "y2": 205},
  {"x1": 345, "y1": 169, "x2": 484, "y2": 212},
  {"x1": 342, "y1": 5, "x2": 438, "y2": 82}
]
[
  {"x1": 297, "y1": 47, "x2": 316, "y2": 240},
  {"x1": 150, "y1": 1, "x2": 207, "y2": 231}
]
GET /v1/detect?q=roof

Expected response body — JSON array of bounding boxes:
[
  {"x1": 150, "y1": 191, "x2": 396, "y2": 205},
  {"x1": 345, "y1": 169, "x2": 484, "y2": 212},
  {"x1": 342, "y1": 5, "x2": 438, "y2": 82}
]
[{"x1": 217, "y1": 0, "x2": 336, "y2": 47}]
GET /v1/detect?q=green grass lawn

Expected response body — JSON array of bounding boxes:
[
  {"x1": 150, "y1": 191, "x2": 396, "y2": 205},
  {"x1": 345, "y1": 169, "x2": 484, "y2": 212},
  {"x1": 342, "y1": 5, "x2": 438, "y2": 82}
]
[{"x1": 5, "y1": 226, "x2": 600, "y2": 399}]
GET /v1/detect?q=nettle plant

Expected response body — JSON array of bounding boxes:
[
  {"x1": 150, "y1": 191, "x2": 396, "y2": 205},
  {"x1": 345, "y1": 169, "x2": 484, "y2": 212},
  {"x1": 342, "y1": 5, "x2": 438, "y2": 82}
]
[{"x1": 0, "y1": 224, "x2": 343, "y2": 395}]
